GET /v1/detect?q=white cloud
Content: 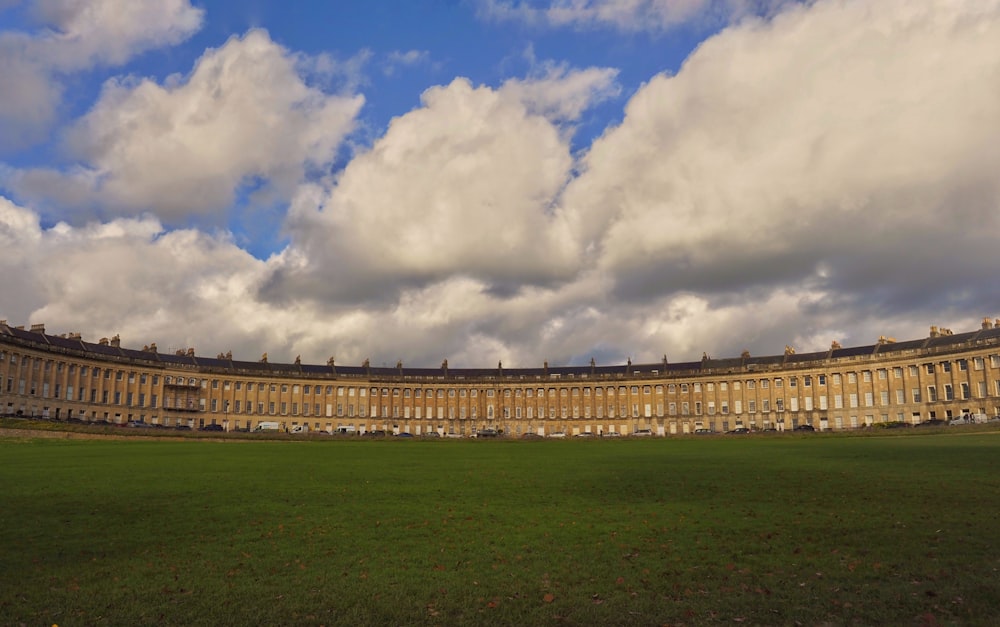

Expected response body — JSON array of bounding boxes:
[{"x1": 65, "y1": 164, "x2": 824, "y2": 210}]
[
  {"x1": 563, "y1": 0, "x2": 1000, "y2": 322},
  {"x1": 479, "y1": 0, "x2": 771, "y2": 32},
  {"x1": 275, "y1": 69, "x2": 615, "y2": 300},
  {"x1": 7, "y1": 29, "x2": 365, "y2": 222},
  {"x1": 0, "y1": 194, "x2": 301, "y2": 360},
  {"x1": 502, "y1": 62, "x2": 620, "y2": 122},
  {"x1": 383, "y1": 49, "x2": 430, "y2": 77},
  {"x1": 0, "y1": 0, "x2": 204, "y2": 150},
  {"x1": 28, "y1": 0, "x2": 204, "y2": 68}
]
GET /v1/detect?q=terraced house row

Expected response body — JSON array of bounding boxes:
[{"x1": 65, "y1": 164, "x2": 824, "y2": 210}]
[{"x1": 3, "y1": 319, "x2": 1000, "y2": 436}]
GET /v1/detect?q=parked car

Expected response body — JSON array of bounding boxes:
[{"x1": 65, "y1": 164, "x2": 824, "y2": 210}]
[
  {"x1": 574, "y1": 432, "x2": 595, "y2": 438},
  {"x1": 127, "y1": 421, "x2": 153, "y2": 428},
  {"x1": 793, "y1": 424, "x2": 815, "y2": 432},
  {"x1": 605, "y1": 431, "x2": 622, "y2": 437},
  {"x1": 175, "y1": 424, "x2": 191, "y2": 431},
  {"x1": 631, "y1": 429, "x2": 653, "y2": 437},
  {"x1": 367, "y1": 430, "x2": 387, "y2": 437},
  {"x1": 422, "y1": 431, "x2": 441, "y2": 438},
  {"x1": 914, "y1": 419, "x2": 946, "y2": 427},
  {"x1": 883, "y1": 421, "x2": 911, "y2": 429},
  {"x1": 476, "y1": 428, "x2": 500, "y2": 438},
  {"x1": 694, "y1": 428, "x2": 714, "y2": 435},
  {"x1": 521, "y1": 432, "x2": 543, "y2": 439},
  {"x1": 727, "y1": 427, "x2": 751, "y2": 434},
  {"x1": 547, "y1": 431, "x2": 567, "y2": 439},
  {"x1": 199, "y1": 423, "x2": 224, "y2": 432},
  {"x1": 394, "y1": 432, "x2": 414, "y2": 438}
]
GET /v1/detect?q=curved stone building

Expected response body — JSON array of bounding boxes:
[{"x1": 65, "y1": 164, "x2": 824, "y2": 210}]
[{"x1": 2, "y1": 319, "x2": 1000, "y2": 435}]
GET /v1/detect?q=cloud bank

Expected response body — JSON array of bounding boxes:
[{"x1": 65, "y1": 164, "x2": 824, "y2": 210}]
[{"x1": 1, "y1": 0, "x2": 999, "y2": 369}]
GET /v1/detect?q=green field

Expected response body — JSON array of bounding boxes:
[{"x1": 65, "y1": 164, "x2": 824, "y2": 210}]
[{"x1": 2, "y1": 431, "x2": 1000, "y2": 625}]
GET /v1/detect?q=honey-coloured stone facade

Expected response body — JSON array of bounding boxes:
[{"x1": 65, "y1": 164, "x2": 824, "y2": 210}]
[{"x1": 3, "y1": 320, "x2": 1000, "y2": 435}]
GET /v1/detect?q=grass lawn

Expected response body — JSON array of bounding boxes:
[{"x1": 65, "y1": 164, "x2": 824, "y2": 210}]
[{"x1": 2, "y1": 431, "x2": 999, "y2": 625}]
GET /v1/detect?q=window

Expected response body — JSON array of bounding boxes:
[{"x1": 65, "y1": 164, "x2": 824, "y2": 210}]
[
  {"x1": 818, "y1": 375, "x2": 826, "y2": 386},
  {"x1": 941, "y1": 362, "x2": 952, "y2": 373},
  {"x1": 961, "y1": 383, "x2": 970, "y2": 400},
  {"x1": 957, "y1": 360, "x2": 968, "y2": 372},
  {"x1": 761, "y1": 379, "x2": 769, "y2": 389},
  {"x1": 909, "y1": 365, "x2": 918, "y2": 377},
  {"x1": 927, "y1": 386, "x2": 937, "y2": 402},
  {"x1": 774, "y1": 378, "x2": 782, "y2": 388},
  {"x1": 832, "y1": 373, "x2": 841, "y2": 385},
  {"x1": 848, "y1": 372, "x2": 857, "y2": 384},
  {"x1": 877, "y1": 369, "x2": 887, "y2": 380},
  {"x1": 925, "y1": 364, "x2": 934, "y2": 375},
  {"x1": 974, "y1": 356, "x2": 984, "y2": 370},
  {"x1": 803, "y1": 376, "x2": 812, "y2": 387}
]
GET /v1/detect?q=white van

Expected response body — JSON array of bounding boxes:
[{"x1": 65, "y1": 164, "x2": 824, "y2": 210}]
[
  {"x1": 335, "y1": 426, "x2": 356, "y2": 435},
  {"x1": 254, "y1": 421, "x2": 281, "y2": 432},
  {"x1": 290, "y1": 424, "x2": 309, "y2": 434}
]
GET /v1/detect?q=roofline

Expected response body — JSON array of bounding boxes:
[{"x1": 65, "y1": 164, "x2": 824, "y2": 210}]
[{"x1": 3, "y1": 320, "x2": 999, "y2": 382}]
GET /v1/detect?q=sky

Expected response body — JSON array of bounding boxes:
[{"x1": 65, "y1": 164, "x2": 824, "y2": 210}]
[{"x1": 1, "y1": 0, "x2": 999, "y2": 369}]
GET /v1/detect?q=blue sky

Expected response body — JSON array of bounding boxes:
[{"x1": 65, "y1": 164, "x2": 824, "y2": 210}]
[{"x1": 1, "y1": 0, "x2": 999, "y2": 368}]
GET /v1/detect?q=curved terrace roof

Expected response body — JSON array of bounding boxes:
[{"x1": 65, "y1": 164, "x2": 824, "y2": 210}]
[{"x1": 3, "y1": 320, "x2": 1000, "y2": 381}]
